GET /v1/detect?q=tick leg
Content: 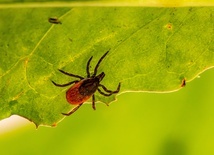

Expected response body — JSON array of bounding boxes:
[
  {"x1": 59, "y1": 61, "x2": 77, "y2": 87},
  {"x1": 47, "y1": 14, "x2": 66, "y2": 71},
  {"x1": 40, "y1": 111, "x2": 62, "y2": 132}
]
[
  {"x1": 94, "y1": 91, "x2": 109, "y2": 107},
  {"x1": 99, "y1": 83, "x2": 121, "y2": 94},
  {"x1": 87, "y1": 56, "x2": 93, "y2": 78},
  {"x1": 62, "y1": 103, "x2": 83, "y2": 116},
  {"x1": 92, "y1": 50, "x2": 109, "y2": 77},
  {"x1": 52, "y1": 80, "x2": 79, "y2": 87},
  {"x1": 98, "y1": 88, "x2": 114, "y2": 96},
  {"x1": 92, "y1": 95, "x2": 96, "y2": 110},
  {"x1": 58, "y1": 69, "x2": 84, "y2": 79}
]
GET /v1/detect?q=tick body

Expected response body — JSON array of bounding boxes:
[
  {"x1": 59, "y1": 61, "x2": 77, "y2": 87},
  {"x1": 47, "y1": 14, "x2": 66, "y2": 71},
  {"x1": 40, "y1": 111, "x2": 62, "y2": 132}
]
[{"x1": 52, "y1": 51, "x2": 121, "y2": 116}]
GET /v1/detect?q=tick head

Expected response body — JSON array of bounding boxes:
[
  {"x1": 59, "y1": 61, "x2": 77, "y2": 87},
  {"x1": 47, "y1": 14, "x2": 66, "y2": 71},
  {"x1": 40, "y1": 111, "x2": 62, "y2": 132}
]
[{"x1": 96, "y1": 72, "x2": 105, "y2": 82}]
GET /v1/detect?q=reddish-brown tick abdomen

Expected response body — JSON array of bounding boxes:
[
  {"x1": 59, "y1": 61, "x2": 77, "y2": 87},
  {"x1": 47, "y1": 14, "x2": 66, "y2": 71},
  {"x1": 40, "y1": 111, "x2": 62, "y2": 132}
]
[{"x1": 66, "y1": 80, "x2": 92, "y2": 105}]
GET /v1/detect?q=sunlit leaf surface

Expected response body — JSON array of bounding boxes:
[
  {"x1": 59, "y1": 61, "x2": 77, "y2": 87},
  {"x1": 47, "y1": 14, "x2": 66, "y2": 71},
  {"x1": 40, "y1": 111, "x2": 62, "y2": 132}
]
[{"x1": 0, "y1": 7, "x2": 213, "y2": 126}]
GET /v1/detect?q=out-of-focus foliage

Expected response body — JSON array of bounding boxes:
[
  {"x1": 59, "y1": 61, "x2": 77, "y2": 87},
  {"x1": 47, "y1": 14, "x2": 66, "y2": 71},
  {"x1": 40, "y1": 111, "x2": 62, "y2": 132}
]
[{"x1": 0, "y1": 69, "x2": 214, "y2": 155}]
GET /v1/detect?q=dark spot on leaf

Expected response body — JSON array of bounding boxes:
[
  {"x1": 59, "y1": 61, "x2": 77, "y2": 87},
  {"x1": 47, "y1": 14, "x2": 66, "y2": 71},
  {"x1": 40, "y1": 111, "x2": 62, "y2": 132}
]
[
  {"x1": 48, "y1": 17, "x2": 62, "y2": 24},
  {"x1": 181, "y1": 78, "x2": 186, "y2": 87},
  {"x1": 165, "y1": 23, "x2": 173, "y2": 30},
  {"x1": 9, "y1": 100, "x2": 18, "y2": 106}
]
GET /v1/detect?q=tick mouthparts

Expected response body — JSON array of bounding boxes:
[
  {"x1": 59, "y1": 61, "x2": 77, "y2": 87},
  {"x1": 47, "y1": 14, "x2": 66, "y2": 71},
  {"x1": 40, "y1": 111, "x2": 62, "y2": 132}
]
[{"x1": 97, "y1": 72, "x2": 105, "y2": 81}]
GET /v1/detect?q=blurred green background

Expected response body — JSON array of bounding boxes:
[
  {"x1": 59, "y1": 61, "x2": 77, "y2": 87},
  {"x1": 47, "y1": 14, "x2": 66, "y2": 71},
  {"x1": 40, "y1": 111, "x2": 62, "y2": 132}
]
[{"x1": 0, "y1": 68, "x2": 214, "y2": 155}]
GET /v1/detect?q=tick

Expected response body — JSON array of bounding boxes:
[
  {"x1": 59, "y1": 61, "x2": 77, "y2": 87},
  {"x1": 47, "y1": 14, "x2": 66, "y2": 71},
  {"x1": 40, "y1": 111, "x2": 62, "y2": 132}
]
[{"x1": 52, "y1": 51, "x2": 121, "y2": 116}]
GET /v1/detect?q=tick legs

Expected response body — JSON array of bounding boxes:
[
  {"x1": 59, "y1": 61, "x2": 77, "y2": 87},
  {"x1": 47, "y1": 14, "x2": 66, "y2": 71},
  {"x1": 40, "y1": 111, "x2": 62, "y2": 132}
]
[
  {"x1": 58, "y1": 69, "x2": 84, "y2": 79},
  {"x1": 86, "y1": 56, "x2": 93, "y2": 78},
  {"x1": 92, "y1": 95, "x2": 96, "y2": 110},
  {"x1": 98, "y1": 83, "x2": 121, "y2": 96},
  {"x1": 52, "y1": 80, "x2": 79, "y2": 87},
  {"x1": 62, "y1": 103, "x2": 83, "y2": 116},
  {"x1": 92, "y1": 94, "x2": 108, "y2": 109},
  {"x1": 92, "y1": 50, "x2": 109, "y2": 77}
]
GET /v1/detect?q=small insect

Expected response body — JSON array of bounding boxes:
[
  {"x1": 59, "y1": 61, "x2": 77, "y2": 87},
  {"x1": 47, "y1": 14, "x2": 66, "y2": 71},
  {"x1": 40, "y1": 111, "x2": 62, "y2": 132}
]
[
  {"x1": 181, "y1": 78, "x2": 186, "y2": 87},
  {"x1": 52, "y1": 51, "x2": 121, "y2": 116},
  {"x1": 48, "y1": 17, "x2": 62, "y2": 24}
]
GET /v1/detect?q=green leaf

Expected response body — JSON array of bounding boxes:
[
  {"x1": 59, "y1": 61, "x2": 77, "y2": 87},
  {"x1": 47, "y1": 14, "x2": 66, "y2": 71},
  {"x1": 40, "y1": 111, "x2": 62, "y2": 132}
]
[{"x1": 0, "y1": 7, "x2": 213, "y2": 127}]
